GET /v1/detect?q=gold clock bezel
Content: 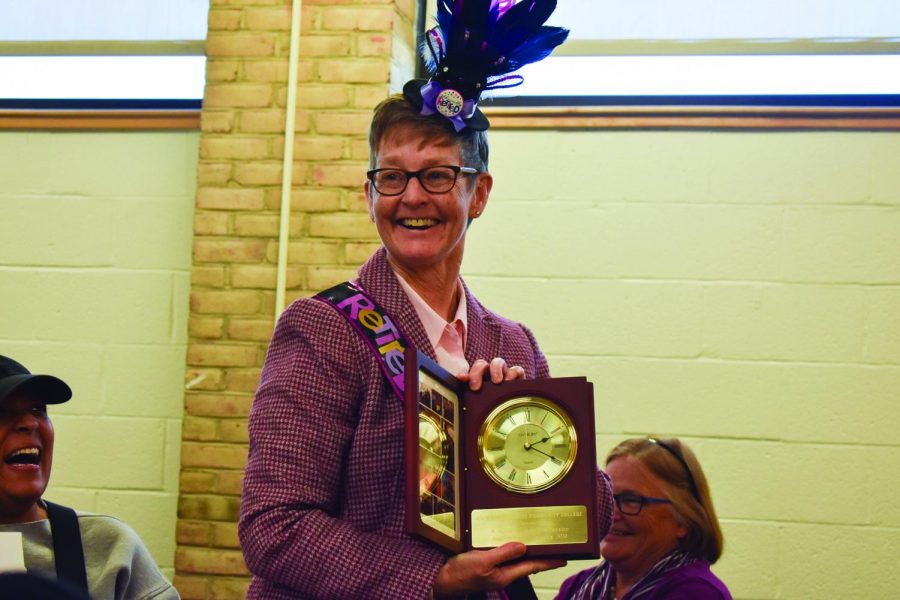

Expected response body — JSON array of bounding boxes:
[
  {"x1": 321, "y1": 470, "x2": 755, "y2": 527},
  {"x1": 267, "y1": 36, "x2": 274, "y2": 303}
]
[{"x1": 476, "y1": 396, "x2": 578, "y2": 494}]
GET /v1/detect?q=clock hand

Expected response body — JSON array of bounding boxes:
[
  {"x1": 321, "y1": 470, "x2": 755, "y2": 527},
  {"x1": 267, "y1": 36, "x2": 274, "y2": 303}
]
[
  {"x1": 524, "y1": 444, "x2": 556, "y2": 460},
  {"x1": 523, "y1": 435, "x2": 551, "y2": 451}
]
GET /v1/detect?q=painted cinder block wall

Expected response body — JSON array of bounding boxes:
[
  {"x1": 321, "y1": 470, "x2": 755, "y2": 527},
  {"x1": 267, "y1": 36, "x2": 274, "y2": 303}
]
[
  {"x1": 0, "y1": 130, "x2": 199, "y2": 578},
  {"x1": 464, "y1": 130, "x2": 900, "y2": 599},
  {"x1": 3, "y1": 126, "x2": 897, "y2": 600}
]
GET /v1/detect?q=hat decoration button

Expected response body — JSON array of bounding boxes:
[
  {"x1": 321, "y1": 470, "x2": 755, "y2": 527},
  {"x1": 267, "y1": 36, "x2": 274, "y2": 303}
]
[{"x1": 435, "y1": 88, "x2": 464, "y2": 118}]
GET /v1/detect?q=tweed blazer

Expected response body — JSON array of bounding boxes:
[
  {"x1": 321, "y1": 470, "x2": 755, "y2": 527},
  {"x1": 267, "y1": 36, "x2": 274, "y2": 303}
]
[{"x1": 239, "y1": 248, "x2": 558, "y2": 599}]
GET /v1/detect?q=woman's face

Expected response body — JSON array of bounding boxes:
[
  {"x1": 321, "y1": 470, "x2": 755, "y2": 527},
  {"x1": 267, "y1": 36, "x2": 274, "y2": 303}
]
[
  {"x1": 601, "y1": 455, "x2": 687, "y2": 579},
  {"x1": 0, "y1": 393, "x2": 54, "y2": 523},
  {"x1": 366, "y1": 126, "x2": 491, "y2": 276}
]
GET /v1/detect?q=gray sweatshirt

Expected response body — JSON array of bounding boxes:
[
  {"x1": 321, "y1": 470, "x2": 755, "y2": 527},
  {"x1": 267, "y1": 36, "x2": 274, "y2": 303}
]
[{"x1": 0, "y1": 511, "x2": 179, "y2": 600}]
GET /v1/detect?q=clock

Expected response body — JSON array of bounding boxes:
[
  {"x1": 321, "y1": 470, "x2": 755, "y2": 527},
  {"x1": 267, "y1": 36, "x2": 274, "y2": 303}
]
[
  {"x1": 404, "y1": 349, "x2": 600, "y2": 558},
  {"x1": 476, "y1": 397, "x2": 577, "y2": 493}
]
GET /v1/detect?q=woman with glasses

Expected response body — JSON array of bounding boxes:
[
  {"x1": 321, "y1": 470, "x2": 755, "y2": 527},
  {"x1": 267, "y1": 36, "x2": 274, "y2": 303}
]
[
  {"x1": 240, "y1": 88, "x2": 613, "y2": 597},
  {"x1": 556, "y1": 437, "x2": 732, "y2": 600}
]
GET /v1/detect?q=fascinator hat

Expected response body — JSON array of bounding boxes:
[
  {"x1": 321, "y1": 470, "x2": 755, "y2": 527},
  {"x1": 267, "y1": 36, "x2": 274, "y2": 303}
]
[{"x1": 403, "y1": 0, "x2": 569, "y2": 132}]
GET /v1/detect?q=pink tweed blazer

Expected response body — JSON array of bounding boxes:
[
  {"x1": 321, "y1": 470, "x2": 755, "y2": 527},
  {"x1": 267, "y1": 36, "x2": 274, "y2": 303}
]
[{"x1": 239, "y1": 248, "x2": 608, "y2": 599}]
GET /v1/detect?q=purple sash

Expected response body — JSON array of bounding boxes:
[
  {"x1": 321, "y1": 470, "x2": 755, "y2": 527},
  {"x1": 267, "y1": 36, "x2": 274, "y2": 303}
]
[{"x1": 315, "y1": 281, "x2": 411, "y2": 402}]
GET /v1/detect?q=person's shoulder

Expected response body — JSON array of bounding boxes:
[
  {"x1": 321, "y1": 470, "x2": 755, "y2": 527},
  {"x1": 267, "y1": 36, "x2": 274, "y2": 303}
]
[
  {"x1": 75, "y1": 512, "x2": 144, "y2": 544},
  {"x1": 75, "y1": 513, "x2": 179, "y2": 598},
  {"x1": 280, "y1": 293, "x2": 347, "y2": 324},
  {"x1": 554, "y1": 566, "x2": 599, "y2": 599},
  {"x1": 261, "y1": 289, "x2": 375, "y2": 390},
  {"x1": 477, "y1": 301, "x2": 543, "y2": 354},
  {"x1": 654, "y1": 562, "x2": 732, "y2": 600},
  {"x1": 75, "y1": 512, "x2": 165, "y2": 563},
  {"x1": 465, "y1": 287, "x2": 532, "y2": 333},
  {"x1": 273, "y1": 293, "x2": 361, "y2": 346}
]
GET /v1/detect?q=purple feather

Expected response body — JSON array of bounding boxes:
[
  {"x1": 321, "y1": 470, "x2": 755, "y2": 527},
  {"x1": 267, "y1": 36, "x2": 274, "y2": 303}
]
[
  {"x1": 492, "y1": 26, "x2": 568, "y2": 74},
  {"x1": 490, "y1": 0, "x2": 516, "y2": 18},
  {"x1": 419, "y1": 0, "x2": 568, "y2": 98}
]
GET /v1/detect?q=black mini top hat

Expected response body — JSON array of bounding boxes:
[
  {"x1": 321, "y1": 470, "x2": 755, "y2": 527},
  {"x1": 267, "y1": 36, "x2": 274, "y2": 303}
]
[
  {"x1": 404, "y1": 0, "x2": 569, "y2": 132},
  {"x1": 0, "y1": 355, "x2": 72, "y2": 405}
]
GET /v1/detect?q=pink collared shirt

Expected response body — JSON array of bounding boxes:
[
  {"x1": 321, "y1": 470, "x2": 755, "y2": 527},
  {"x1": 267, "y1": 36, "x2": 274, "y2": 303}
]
[{"x1": 394, "y1": 272, "x2": 470, "y2": 376}]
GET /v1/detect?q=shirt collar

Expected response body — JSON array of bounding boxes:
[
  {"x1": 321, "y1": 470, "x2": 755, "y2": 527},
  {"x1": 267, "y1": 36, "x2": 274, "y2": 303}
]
[{"x1": 394, "y1": 271, "x2": 468, "y2": 351}]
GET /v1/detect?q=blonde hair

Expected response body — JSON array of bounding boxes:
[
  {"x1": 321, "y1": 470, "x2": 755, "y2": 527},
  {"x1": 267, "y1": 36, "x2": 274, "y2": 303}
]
[{"x1": 606, "y1": 437, "x2": 724, "y2": 563}]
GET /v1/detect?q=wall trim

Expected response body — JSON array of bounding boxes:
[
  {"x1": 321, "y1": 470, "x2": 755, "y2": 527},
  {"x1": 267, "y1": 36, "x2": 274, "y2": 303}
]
[
  {"x1": 3, "y1": 106, "x2": 898, "y2": 131},
  {"x1": 484, "y1": 105, "x2": 900, "y2": 130},
  {"x1": 0, "y1": 109, "x2": 201, "y2": 130}
]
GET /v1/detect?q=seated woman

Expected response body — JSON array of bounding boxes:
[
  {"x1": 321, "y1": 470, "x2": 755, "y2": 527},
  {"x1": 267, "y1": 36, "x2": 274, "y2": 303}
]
[
  {"x1": 0, "y1": 355, "x2": 179, "y2": 599},
  {"x1": 557, "y1": 437, "x2": 731, "y2": 600}
]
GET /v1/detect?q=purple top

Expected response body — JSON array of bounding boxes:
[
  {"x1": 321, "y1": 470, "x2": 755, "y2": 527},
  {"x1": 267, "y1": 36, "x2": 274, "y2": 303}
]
[{"x1": 556, "y1": 560, "x2": 732, "y2": 600}]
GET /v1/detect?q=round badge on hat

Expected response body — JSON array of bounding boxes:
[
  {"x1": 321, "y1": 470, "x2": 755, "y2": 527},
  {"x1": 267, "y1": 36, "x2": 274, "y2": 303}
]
[{"x1": 435, "y1": 88, "x2": 464, "y2": 118}]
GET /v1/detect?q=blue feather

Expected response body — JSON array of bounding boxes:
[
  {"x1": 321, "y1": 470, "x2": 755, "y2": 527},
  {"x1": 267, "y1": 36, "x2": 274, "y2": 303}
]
[
  {"x1": 489, "y1": 0, "x2": 559, "y2": 55},
  {"x1": 435, "y1": 0, "x2": 454, "y2": 42},
  {"x1": 492, "y1": 26, "x2": 568, "y2": 75}
]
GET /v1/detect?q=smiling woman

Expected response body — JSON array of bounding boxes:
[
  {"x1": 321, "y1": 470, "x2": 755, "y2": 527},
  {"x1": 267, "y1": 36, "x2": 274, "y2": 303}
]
[
  {"x1": 0, "y1": 357, "x2": 64, "y2": 526},
  {"x1": 237, "y1": 3, "x2": 614, "y2": 597},
  {"x1": 0, "y1": 355, "x2": 179, "y2": 600},
  {"x1": 364, "y1": 113, "x2": 492, "y2": 287},
  {"x1": 556, "y1": 437, "x2": 731, "y2": 600}
]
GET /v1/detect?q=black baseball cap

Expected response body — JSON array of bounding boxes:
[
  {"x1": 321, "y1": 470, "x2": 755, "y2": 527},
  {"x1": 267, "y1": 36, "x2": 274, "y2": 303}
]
[{"x1": 0, "y1": 355, "x2": 72, "y2": 405}]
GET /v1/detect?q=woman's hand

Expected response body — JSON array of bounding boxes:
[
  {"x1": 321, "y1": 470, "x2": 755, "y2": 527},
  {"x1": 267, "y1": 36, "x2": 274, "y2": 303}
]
[
  {"x1": 432, "y1": 542, "x2": 566, "y2": 598},
  {"x1": 456, "y1": 357, "x2": 526, "y2": 391}
]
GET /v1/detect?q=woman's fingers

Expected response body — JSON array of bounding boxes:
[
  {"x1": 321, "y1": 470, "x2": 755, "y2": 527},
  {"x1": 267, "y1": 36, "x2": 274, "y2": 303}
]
[{"x1": 457, "y1": 358, "x2": 526, "y2": 390}]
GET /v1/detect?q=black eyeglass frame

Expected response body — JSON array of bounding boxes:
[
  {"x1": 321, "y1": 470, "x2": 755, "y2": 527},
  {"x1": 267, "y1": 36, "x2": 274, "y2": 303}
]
[
  {"x1": 613, "y1": 492, "x2": 673, "y2": 516},
  {"x1": 366, "y1": 165, "x2": 480, "y2": 196}
]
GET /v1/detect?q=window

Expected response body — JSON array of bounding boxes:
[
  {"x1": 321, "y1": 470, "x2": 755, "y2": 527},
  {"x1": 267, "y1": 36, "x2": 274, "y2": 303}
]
[
  {"x1": 418, "y1": 0, "x2": 900, "y2": 128},
  {"x1": 0, "y1": 0, "x2": 208, "y2": 109}
]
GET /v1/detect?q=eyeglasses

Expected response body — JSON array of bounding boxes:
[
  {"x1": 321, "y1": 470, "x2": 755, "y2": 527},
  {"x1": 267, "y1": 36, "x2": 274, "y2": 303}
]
[
  {"x1": 613, "y1": 492, "x2": 673, "y2": 516},
  {"x1": 366, "y1": 165, "x2": 480, "y2": 196}
]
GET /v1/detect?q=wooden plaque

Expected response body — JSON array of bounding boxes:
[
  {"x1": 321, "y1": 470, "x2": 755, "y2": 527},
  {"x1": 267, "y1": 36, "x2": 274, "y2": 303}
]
[{"x1": 404, "y1": 349, "x2": 600, "y2": 559}]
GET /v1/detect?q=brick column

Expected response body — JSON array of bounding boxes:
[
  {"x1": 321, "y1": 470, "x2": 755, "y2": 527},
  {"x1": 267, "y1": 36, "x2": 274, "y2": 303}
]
[{"x1": 175, "y1": 0, "x2": 418, "y2": 596}]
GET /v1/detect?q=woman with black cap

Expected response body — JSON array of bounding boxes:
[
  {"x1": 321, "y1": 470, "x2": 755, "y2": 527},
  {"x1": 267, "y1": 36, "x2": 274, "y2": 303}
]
[{"x1": 0, "y1": 355, "x2": 179, "y2": 599}]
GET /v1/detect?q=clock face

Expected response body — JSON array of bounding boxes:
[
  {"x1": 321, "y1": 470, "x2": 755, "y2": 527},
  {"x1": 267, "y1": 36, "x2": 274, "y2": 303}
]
[{"x1": 477, "y1": 397, "x2": 577, "y2": 494}]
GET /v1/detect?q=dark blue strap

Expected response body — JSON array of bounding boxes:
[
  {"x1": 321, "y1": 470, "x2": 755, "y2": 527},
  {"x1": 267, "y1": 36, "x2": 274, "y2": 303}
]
[{"x1": 44, "y1": 501, "x2": 89, "y2": 594}]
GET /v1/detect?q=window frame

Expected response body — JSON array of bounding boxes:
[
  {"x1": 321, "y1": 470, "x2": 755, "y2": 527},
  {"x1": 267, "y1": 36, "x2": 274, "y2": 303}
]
[
  {"x1": 414, "y1": 0, "x2": 900, "y2": 130},
  {"x1": 0, "y1": 20, "x2": 205, "y2": 130}
]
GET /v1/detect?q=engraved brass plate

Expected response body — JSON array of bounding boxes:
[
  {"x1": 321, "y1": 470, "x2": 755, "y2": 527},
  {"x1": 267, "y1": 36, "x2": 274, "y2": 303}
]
[{"x1": 470, "y1": 505, "x2": 588, "y2": 548}]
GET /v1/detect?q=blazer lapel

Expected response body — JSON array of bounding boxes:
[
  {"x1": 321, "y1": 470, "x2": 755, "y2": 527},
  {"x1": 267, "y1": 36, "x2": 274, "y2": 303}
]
[{"x1": 462, "y1": 278, "x2": 502, "y2": 364}]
